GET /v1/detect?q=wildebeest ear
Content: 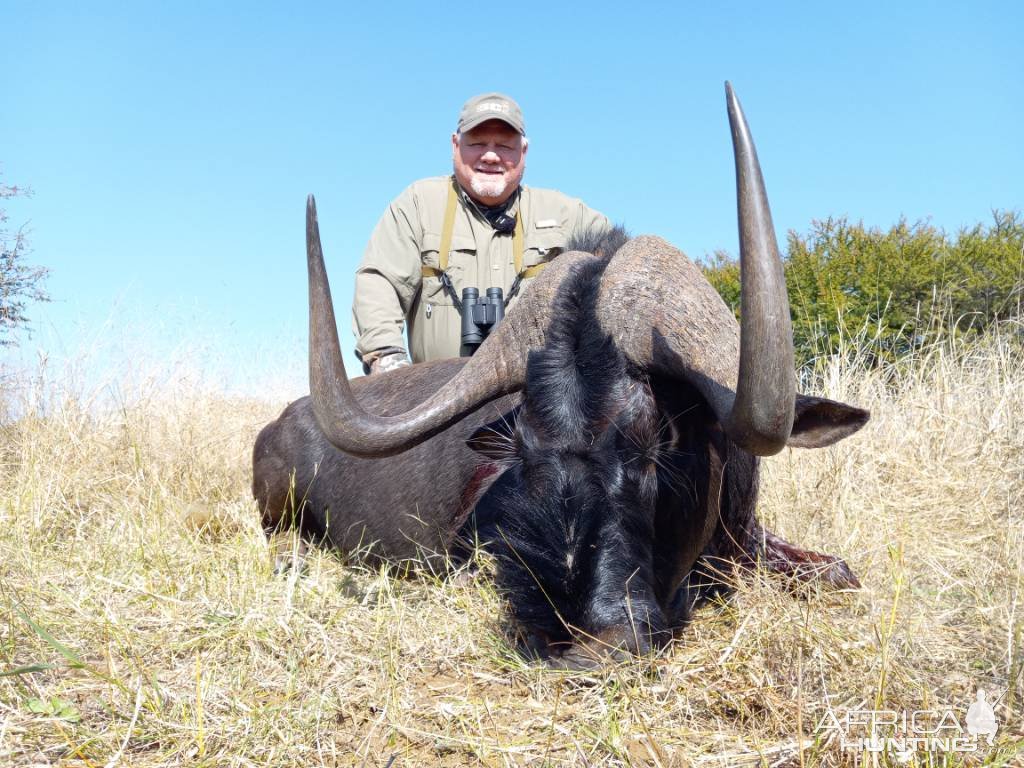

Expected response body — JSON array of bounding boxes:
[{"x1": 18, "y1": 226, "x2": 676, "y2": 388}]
[
  {"x1": 786, "y1": 395, "x2": 870, "y2": 448},
  {"x1": 467, "y1": 406, "x2": 522, "y2": 459}
]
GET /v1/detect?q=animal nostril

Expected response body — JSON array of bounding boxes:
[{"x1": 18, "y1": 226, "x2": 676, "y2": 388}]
[{"x1": 545, "y1": 623, "x2": 659, "y2": 670}]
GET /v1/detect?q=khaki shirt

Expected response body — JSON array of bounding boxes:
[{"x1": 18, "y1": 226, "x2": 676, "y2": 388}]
[{"x1": 352, "y1": 176, "x2": 610, "y2": 363}]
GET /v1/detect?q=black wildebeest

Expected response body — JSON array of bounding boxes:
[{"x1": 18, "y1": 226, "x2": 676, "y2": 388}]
[{"x1": 253, "y1": 83, "x2": 868, "y2": 665}]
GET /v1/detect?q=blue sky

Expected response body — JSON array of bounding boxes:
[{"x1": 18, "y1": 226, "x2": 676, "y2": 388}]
[{"x1": 2, "y1": 2, "x2": 1021, "y2": 396}]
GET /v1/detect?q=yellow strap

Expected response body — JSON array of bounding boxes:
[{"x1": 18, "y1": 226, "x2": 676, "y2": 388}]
[
  {"x1": 437, "y1": 178, "x2": 458, "y2": 273},
  {"x1": 425, "y1": 181, "x2": 540, "y2": 283},
  {"x1": 520, "y1": 263, "x2": 546, "y2": 279},
  {"x1": 512, "y1": 209, "x2": 524, "y2": 275}
]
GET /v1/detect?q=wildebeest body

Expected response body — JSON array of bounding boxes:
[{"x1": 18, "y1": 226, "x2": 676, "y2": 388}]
[{"x1": 253, "y1": 358, "x2": 517, "y2": 562}]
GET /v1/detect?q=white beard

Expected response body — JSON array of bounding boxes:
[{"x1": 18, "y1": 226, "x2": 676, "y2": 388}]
[{"x1": 469, "y1": 174, "x2": 508, "y2": 200}]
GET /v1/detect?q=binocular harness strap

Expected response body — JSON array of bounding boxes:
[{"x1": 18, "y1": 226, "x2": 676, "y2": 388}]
[
  {"x1": 511, "y1": 212, "x2": 524, "y2": 277},
  {"x1": 438, "y1": 179, "x2": 459, "y2": 275},
  {"x1": 420, "y1": 178, "x2": 544, "y2": 313},
  {"x1": 418, "y1": 180, "x2": 464, "y2": 310}
]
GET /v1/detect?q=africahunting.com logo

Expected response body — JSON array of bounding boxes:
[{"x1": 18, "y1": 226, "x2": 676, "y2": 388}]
[{"x1": 814, "y1": 689, "x2": 999, "y2": 760}]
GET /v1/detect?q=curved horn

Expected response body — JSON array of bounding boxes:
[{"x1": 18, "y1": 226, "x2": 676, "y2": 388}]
[
  {"x1": 722, "y1": 81, "x2": 795, "y2": 453},
  {"x1": 306, "y1": 194, "x2": 599, "y2": 457},
  {"x1": 594, "y1": 83, "x2": 794, "y2": 455}
]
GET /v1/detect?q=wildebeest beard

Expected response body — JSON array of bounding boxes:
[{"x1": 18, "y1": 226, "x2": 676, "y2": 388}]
[{"x1": 469, "y1": 244, "x2": 747, "y2": 660}]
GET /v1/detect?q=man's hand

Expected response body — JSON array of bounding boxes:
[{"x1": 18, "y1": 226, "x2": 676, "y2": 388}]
[{"x1": 365, "y1": 348, "x2": 411, "y2": 375}]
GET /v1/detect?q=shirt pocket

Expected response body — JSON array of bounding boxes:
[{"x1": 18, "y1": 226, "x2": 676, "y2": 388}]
[
  {"x1": 420, "y1": 232, "x2": 477, "y2": 305},
  {"x1": 523, "y1": 226, "x2": 567, "y2": 268}
]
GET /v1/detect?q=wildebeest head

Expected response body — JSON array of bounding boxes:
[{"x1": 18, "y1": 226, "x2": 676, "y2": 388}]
[
  {"x1": 304, "y1": 83, "x2": 869, "y2": 665},
  {"x1": 467, "y1": 252, "x2": 679, "y2": 658},
  {"x1": 465, "y1": 243, "x2": 867, "y2": 665}
]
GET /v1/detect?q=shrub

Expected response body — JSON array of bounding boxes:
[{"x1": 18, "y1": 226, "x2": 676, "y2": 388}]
[{"x1": 703, "y1": 211, "x2": 1024, "y2": 365}]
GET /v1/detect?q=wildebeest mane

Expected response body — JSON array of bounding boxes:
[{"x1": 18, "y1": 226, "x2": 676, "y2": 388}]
[
  {"x1": 520, "y1": 257, "x2": 623, "y2": 446},
  {"x1": 487, "y1": 255, "x2": 671, "y2": 648},
  {"x1": 566, "y1": 224, "x2": 630, "y2": 260}
]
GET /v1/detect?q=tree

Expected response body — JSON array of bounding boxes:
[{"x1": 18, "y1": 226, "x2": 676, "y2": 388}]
[{"x1": 1, "y1": 172, "x2": 49, "y2": 346}]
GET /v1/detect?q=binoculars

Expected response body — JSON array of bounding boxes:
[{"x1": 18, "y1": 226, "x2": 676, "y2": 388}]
[{"x1": 460, "y1": 286, "x2": 504, "y2": 356}]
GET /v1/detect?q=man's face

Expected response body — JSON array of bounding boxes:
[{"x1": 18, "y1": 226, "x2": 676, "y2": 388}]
[{"x1": 452, "y1": 120, "x2": 527, "y2": 206}]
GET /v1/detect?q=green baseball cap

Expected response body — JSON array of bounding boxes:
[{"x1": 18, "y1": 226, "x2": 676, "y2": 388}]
[{"x1": 457, "y1": 92, "x2": 526, "y2": 136}]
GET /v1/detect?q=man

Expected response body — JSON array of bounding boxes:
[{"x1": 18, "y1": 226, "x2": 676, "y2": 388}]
[{"x1": 352, "y1": 92, "x2": 610, "y2": 373}]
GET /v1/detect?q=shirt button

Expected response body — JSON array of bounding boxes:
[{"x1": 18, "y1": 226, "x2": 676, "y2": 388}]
[{"x1": 492, "y1": 264, "x2": 500, "y2": 270}]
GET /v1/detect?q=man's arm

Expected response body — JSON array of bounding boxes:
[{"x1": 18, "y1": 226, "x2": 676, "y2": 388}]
[{"x1": 351, "y1": 187, "x2": 424, "y2": 370}]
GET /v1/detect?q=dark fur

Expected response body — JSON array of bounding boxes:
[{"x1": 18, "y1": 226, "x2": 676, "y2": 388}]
[
  {"x1": 253, "y1": 358, "x2": 518, "y2": 567},
  {"x1": 566, "y1": 224, "x2": 631, "y2": 259},
  {"x1": 466, "y1": 250, "x2": 867, "y2": 664},
  {"x1": 468, "y1": 258, "x2": 728, "y2": 657}
]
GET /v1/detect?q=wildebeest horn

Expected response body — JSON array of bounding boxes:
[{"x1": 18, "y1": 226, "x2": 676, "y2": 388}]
[
  {"x1": 592, "y1": 83, "x2": 795, "y2": 455},
  {"x1": 307, "y1": 194, "x2": 600, "y2": 457},
  {"x1": 722, "y1": 81, "x2": 795, "y2": 453}
]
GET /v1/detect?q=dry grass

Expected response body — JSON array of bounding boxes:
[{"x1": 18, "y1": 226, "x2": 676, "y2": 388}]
[{"x1": 1, "y1": 325, "x2": 1022, "y2": 767}]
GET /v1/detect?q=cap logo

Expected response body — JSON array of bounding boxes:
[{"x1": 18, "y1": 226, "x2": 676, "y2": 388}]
[{"x1": 476, "y1": 102, "x2": 509, "y2": 114}]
